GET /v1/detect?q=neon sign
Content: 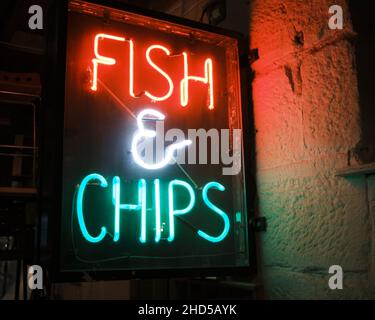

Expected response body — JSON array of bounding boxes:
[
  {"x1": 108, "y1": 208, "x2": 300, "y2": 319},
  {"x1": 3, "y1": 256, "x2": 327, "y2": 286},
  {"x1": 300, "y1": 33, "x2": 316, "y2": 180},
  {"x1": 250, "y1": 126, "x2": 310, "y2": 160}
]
[
  {"x1": 144, "y1": 45, "x2": 174, "y2": 102},
  {"x1": 131, "y1": 108, "x2": 192, "y2": 170},
  {"x1": 91, "y1": 33, "x2": 126, "y2": 91},
  {"x1": 76, "y1": 174, "x2": 230, "y2": 244},
  {"x1": 60, "y1": 0, "x2": 250, "y2": 275},
  {"x1": 76, "y1": 173, "x2": 108, "y2": 243},
  {"x1": 180, "y1": 52, "x2": 214, "y2": 110},
  {"x1": 90, "y1": 32, "x2": 215, "y2": 110}
]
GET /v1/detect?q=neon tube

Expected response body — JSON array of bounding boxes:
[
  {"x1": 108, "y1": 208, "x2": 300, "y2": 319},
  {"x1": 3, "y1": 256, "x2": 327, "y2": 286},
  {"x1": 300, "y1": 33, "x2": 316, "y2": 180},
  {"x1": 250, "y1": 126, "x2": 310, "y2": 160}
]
[
  {"x1": 144, "y1": 45, "x2": 174, "y2": 101},
  {"x1": 131, "y1": 108, "x2": 192, "y2": 170},
  {"x1": 76, "y1": 173, "x2": 108, "y2": 243},
  {"x1": 154, "y1": 179, "x2": 161, "y2": 242},
  {"x1": 128, "y1": 39, "x2": 136, "y2": 98},
  {"x1": 168, "y1": 180, "x2": 195, "y2": 242},
  {"x1": 112, "y1": 176, "x2": 147, "y2": 243},
  {"x1": 180, "y1": 52, "x2": 214, "y2": 109},
  {"x1": 198, "y1": 182, "x2": 230, "y2": 243},
  {"x1": 91, "y1": 33, "x2": 125, "y2": 91}
]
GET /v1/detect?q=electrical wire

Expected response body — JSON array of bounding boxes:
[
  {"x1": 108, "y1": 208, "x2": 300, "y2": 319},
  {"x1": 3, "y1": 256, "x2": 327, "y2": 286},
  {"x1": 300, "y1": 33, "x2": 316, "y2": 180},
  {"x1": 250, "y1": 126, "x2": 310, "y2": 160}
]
[{"x1": 97, "y1": 76, "x2": 201, "y2": 190}]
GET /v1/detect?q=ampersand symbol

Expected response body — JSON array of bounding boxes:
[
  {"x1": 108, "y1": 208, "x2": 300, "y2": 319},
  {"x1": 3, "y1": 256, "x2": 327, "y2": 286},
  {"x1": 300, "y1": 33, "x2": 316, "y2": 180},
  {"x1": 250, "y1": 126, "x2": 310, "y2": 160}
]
[{"x1": 131, "y1": 108, "x2": 192, "y2": 170}]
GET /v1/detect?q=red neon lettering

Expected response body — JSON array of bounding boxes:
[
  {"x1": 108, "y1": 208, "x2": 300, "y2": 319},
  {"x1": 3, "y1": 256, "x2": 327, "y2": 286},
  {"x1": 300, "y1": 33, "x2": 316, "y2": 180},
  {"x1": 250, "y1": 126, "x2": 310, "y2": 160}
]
[
  {"x1": 91, "y1": 33, "x2": 125, "y2": 91},
  {"x1": 128, "y1": 39, "x2": 136, "y2": 98},
  {"x1": 90, "y1": 34, "x2": 215, "y2": 110},
  {"x1": 144, "y1": 45, "x2": 174, "y2": 102},
  {"x1": 180, "y1": 52, "x2": 214, "y2": 110}
]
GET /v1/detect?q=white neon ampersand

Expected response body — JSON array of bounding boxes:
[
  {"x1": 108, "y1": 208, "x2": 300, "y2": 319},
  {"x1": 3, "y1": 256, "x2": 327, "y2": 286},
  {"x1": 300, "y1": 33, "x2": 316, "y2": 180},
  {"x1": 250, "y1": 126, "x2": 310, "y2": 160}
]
[{"x1": 131, "y1": 109, "x2": 192, "y2": 170}]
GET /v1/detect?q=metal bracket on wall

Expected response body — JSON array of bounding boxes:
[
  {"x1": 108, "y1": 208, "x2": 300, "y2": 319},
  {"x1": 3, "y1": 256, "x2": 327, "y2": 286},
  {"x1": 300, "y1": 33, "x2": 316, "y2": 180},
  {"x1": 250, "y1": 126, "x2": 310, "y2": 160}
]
[
  {"x1": 248, "y1": 48, "x2": 259, "y2": 65},
  {"x1": 253, "y1": 217, "x2": 267, "y2": 232}
]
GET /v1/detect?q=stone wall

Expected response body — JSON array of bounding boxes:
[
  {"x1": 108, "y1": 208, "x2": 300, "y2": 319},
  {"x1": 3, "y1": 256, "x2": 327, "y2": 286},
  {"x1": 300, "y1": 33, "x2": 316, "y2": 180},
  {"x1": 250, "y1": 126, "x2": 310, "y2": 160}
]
[{"x1": 249, "y1": 0, "x2": 375, "y2": 299}]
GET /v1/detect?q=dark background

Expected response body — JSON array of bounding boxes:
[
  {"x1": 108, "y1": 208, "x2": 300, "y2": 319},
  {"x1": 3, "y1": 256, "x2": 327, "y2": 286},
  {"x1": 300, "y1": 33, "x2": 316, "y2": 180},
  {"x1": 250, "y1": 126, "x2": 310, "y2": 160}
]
[{"x1": 1, "y1": 0, "x2": 374, "y2": 300}]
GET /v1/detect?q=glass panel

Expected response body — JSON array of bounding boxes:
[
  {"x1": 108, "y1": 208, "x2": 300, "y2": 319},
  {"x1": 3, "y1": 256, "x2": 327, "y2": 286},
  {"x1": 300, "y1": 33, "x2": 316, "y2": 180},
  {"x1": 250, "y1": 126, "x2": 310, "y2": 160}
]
[{"x1": 60, "y1": 0, "x2": 249, "y2": 272}]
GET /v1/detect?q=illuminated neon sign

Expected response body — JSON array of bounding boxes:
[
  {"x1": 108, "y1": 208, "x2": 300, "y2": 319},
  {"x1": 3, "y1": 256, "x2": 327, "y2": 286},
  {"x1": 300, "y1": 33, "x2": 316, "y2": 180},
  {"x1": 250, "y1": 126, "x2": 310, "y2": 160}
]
[
  {"x1": 131, "y1": 108, "x2": 192, "y2": 170},
  {"x1": 90, "y1": 33, "x2": 215, "y2": 110},
  {"x1": 76, "y1": 174, "x2": 230, "y2": 244},
  {"x1": 91, "y1": 33, "x2": 126, "y2": 91},
  {"x1": 60, "y1": 0, "x2": 250, "y2": 274}
]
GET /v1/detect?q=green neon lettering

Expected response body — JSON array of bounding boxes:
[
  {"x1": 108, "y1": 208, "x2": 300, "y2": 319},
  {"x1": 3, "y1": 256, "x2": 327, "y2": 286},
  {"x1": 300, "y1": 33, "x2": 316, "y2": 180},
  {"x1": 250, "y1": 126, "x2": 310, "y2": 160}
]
[
  {"x1": 76, "y1": 173, "x2": 107, "y2": 243},
  {"x1": 154, "y1": 179, "x2": 161, "y2": 242},
  {"x1": 112, "y1": 176, "x2": 147, "y2": 243},
  {"x1": 198, "y1": 182, "x2": 230, "y2": 243},
  {"x1": 168, "y1": 179, "x2": 195, "y2": 242},
  {"x1": 235, "y1": 211, "x2": 242, "y2": 223}
]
